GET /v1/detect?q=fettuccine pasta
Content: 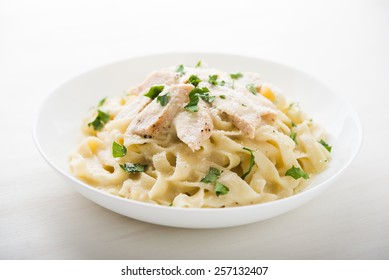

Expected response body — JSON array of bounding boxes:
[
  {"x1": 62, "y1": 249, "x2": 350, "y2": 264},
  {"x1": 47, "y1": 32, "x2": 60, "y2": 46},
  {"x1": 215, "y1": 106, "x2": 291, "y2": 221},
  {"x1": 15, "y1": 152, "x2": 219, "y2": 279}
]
[{"x1": 69, "y1": 62, "x2": 331, "y2": 207}]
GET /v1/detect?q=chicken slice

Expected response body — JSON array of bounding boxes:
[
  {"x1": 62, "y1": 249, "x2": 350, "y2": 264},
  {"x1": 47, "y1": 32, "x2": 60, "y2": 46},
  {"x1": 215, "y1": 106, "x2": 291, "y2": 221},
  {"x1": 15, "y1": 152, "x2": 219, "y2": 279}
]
[
  {"x1": 129, "y1": 70, "x2": 179, "y2": 95},
  {"x1": 114, "y1": 94, "x2": 152, "y2": 120},
  {"x1": 211, "y1": 86, "x2": 277, "y2": 138},
  {"x1": 174, "y1": 99, "x2": 213, "y2": 151},
  {"x1": 126, "y1": 84, "x2": 194, "y2": 138}
]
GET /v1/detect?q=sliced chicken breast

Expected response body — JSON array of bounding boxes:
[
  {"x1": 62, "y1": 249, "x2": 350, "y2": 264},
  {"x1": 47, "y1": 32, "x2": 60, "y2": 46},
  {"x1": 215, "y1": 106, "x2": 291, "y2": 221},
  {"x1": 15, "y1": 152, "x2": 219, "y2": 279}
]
[
  {"x1": 126, "y1": 84, "x2": 194, "y2": 138},
  {"x1": 211, "y1": 86, "x2": 277, "y2": 138},
  {"x1": 129, "y1": 70, "x2": 179, "y2": 95},
  {"x1": 174, "y1": 99, "x2": 213, "y2": 151},
  {"x1": 114, "y1": 94, "x2": 152, "y2": 120}
]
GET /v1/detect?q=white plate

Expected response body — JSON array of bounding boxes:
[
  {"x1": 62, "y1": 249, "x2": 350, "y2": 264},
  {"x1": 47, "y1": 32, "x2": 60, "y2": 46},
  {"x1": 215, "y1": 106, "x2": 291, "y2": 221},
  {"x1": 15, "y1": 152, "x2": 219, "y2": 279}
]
[{"x1": 33, "y1": 53, "x2": 362, "y2": 228}]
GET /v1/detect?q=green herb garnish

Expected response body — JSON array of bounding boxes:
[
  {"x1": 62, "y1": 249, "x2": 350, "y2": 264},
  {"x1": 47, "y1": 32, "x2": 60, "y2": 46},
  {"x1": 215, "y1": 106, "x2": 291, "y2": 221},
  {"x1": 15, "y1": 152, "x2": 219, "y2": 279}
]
[
  {"x1": 220, "y1": 80, "x2": 226, "y2": 86},
  {"x1": 119, "y1": 163, "x2": 147, "y2": 173},
  {"x1": 290, "y1": 131, "x2": 297, "y2": 144},
  {"x1": 195, "y1": 60, "x2": 202, "y2": 68},
  {"x1": 285, "y1": 166, "x2": 309, "y2": 179},
  {"x1": 188, "y1": 75, "x2": 201, "y2": 87},
  {"x1": 200, "y1": 167, "x2": 228, "y2": 196},
  {"x1": 241, "y1": 147, "x2": 255, "y2": 180},
  {"x1": 97, "y1": 97, "x2": 107, "y2": 107},
  {"x1": 246, "y1": 83, "x2": 257, "y2": 95},
  {"x1": 156, "y1": 92, "x2": 170, "y2": 107},
  {"x1": 230, "y1": 72, "x2": 243, "y2": 80},
  {"x1": 88, "y1": 110, "x2": 110, "y2": 131},
  {"x1": 220, "y1": 95, "x2": 226, "y2": 99},
  {"x1": 176, "y1": 64, "x2": 185, "y2": 76},
  {"x1": 291, "y1": 122, "x2": 297, "y2": 127},
  {"x1": 208, "y1": 75, "x2": 218, "y2": 85},
  {"x1": 214, "y1": 182, "x2": 229, "y2": 196},
  {"x1": 184, "y1": 87, "x2": 214, "y2": 112},
  {"x1": 184, "y1": 93, "x2": 199, "y2": 112},
  {"x1": 112, "y1": 141, "x2": 127, "y2": 158},
  {"x1": 200, "y1": 167, "x2": 221, "y2": 184},
  {"x1": 319, "y1": 139, "x2": 332, "y2": 152},
  {"x1": 289, "y1": 102, "x2": 298, "y2": 109},
  {"x1": 144, "y1": 85, "x2": 164, "y2": 99}
]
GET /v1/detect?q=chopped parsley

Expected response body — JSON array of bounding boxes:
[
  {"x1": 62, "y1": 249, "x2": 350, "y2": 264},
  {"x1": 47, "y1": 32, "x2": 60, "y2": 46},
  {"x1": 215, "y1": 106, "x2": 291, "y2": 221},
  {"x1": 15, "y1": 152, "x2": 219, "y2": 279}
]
[
  {"x1": 291, "y1": 121, "x2": 297, "y2": 127},
  {"x1": 220, "y1": 80, "x2": 226, "y2": 86},
  {"x1": 144, "y1": 85, "x2": 164, "y2": 99},
  {"x1": 200, "y1": 167, "x2": 221, "y2": 184},
  {"x1": 184, "y1": 87, "x2": 214, "y2": 112},
  {"x1": 88, "y1": 110, "x2": 110, "y2": 131},
  {"x1": 119, "y1": 163, "x2": 147, "y2": 173},
  {"x1": 200, "y1": 167, "x2": 229, "y2": 196},
  {"x1": 176, "y1": 64, "x2": 185, "y2": 76},
  {"x1": 184, "y1": 92, "x2": 199, "y2": 112},
  {"x1": 241, "y1": 147, "x2": 255, "y2": 180},
  {"x1": 230, "y1": 72, "x2": 243, "y2": 80},
  {"x1": 188, "y1": 75, "x2": 201, "y2": 87},
  {"x1": 208, "y1": 75, "x2": 218, "y2": 85},
  {"x1": 156, "y1": 92, "x2": 170, "y2": 107},
  {"x1": 195, "y1": 60, "x2": 202, "y2": 68},
  {"x1": 319, "y1": 139, "x2": 332, "y2": 152},
  {"x1": 230, "y1": 73, "x2": 243, "y2": 89},
  {"x1": 112, "y1": 141, "x2": 127, "y2": 158},
  {"x1": 219, "y1": 95, "x2": 226, "y2": 99},
  {"x1": 285, "y1": 166, "x2": 309, "y2": 179},
  {"x1": 97, "y1": 97, "x2": 107, "y2": 107},
  {"x1": 214, "y1": 182, "x2": 229, "y2": 196},
  {"x1": 289, "y1": 102, "x2": 299, "y2": 109},
  {"x1": 290, "y1": 131, "x2": 297, "y2": 144},
  {"x1": 246, "y1": 83, "x2": 257, "y2": 95}
]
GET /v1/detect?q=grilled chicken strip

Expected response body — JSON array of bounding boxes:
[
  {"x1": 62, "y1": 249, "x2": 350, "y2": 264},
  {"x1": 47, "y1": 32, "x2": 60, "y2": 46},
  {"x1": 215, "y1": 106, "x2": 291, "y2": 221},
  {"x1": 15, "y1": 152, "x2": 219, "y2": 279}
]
[
  {"x1": 174, "y1": 99, "x2": 213, "y2": 151},
  {"x1": 126, "y1": 84, "x2": 194, "y2": 138}
]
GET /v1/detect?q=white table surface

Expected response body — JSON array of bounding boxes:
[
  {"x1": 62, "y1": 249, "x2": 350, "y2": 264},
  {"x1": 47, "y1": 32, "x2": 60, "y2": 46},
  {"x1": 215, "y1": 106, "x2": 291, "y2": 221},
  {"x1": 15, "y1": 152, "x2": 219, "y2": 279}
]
[{"x1": 1, "y1": 0, "x2": 388, "y2": 259}]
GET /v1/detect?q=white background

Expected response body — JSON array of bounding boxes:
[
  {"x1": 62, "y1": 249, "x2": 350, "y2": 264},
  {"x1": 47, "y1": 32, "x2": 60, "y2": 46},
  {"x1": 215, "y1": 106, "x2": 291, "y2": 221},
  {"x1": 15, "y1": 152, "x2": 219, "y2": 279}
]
[{"x1": 1, "y1": 0, "x2": 388, "y2": 259}]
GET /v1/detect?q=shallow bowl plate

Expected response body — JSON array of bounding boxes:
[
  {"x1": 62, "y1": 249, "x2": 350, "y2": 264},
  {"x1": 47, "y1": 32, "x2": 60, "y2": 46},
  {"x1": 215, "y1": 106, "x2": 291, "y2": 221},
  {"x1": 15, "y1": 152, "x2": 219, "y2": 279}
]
[{"x1": 33, "y1": 53, "x2": 362, "y2": 228}]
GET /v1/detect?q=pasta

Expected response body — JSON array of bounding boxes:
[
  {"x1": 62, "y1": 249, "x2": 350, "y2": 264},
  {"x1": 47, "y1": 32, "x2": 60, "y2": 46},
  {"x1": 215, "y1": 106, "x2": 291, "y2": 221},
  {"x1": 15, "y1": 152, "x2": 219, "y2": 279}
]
[{"x1": 69, "y1": 62, "x2": 331, "y2": 208}]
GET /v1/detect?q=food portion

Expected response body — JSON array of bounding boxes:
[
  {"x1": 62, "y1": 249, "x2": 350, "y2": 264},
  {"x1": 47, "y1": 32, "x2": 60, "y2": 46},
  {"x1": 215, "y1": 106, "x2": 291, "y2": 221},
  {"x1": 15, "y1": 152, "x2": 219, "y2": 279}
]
[{"x1": 69, "y1": 61, "x2": 331, "y2": 207}]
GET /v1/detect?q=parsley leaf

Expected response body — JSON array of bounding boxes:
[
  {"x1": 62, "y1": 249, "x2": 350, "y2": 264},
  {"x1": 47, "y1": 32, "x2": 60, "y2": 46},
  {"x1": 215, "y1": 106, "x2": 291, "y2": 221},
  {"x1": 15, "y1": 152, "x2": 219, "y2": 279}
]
[
  {"x1": 289, "y1": 102, "x2": 298, "y2": 109},
  {"x1": 195, "y1": 60, "x2": 202, "y2": 68},
  {"x1": 200, "y1": 167, "x2": 228, "y2": 196},
  {"x1": 97, "y1": 97, "x2": 107, "y2": 107},
  {"x1": 241, "y1": 147, "x2": 255, "y2": 180},
  {"x1": 184, "y1": 90, "x2": 200, "y2": 112},
  {"x1": 194, "y1": 87, "x2": 211, "y2": 101},
  {"x1": 176, "y1": 64, "x2": 185, "y2": 76},
  {"x1": 220, "y1": 80, "x2": 226, "y2": 86},
  {"x1": 285, "y1": 166, "x2": 309, "y2": 179},
  {"x1": 291, "y1": 122, "x2": 297, "y2": 127},
  {"x1": 184, "y1": 87, "x2": 214, "y2": 112},
  {"x1": 319, "y1": 139, "x2": 332, "y2": 152},
  {"x1": 208, "y1": 75, "x2": 218, "y2": 85},
  {"x1": 112, "y1": 141, "x2": 127, "y2": 158},
  {"x1": 214, "y1": 182, "x2": 229, "y2": 196},
  {"x1": 246, "y1": 83, "x2": 257, "y2": 95},
  {"x1": 88, "y1": 110, "x2": 110, "y2": 131},
  {"x1": 144, "y1": 85, "x2": 164, "y2": 99},
  {"x1": 156, "y1": 92, "x2": 170, "y2": 107},
  {"x1": 119, "y1": 163, "x2": 147, "y2": 173},
  {"x1": 290, "y1": 131, "x2": 297, "y2": 144},
  {"x1": 219, "y1": 95, "x2": 226, "y2": 99},
  {"x1": 200, "y1": 167, "x2": 221, "y2": 184},
  {"x1": 188, "y1": 75, "x2": 201, "y2": 87},
  {"x1": 230, "y1": 72, "x2": 243, "y2": 80}
]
